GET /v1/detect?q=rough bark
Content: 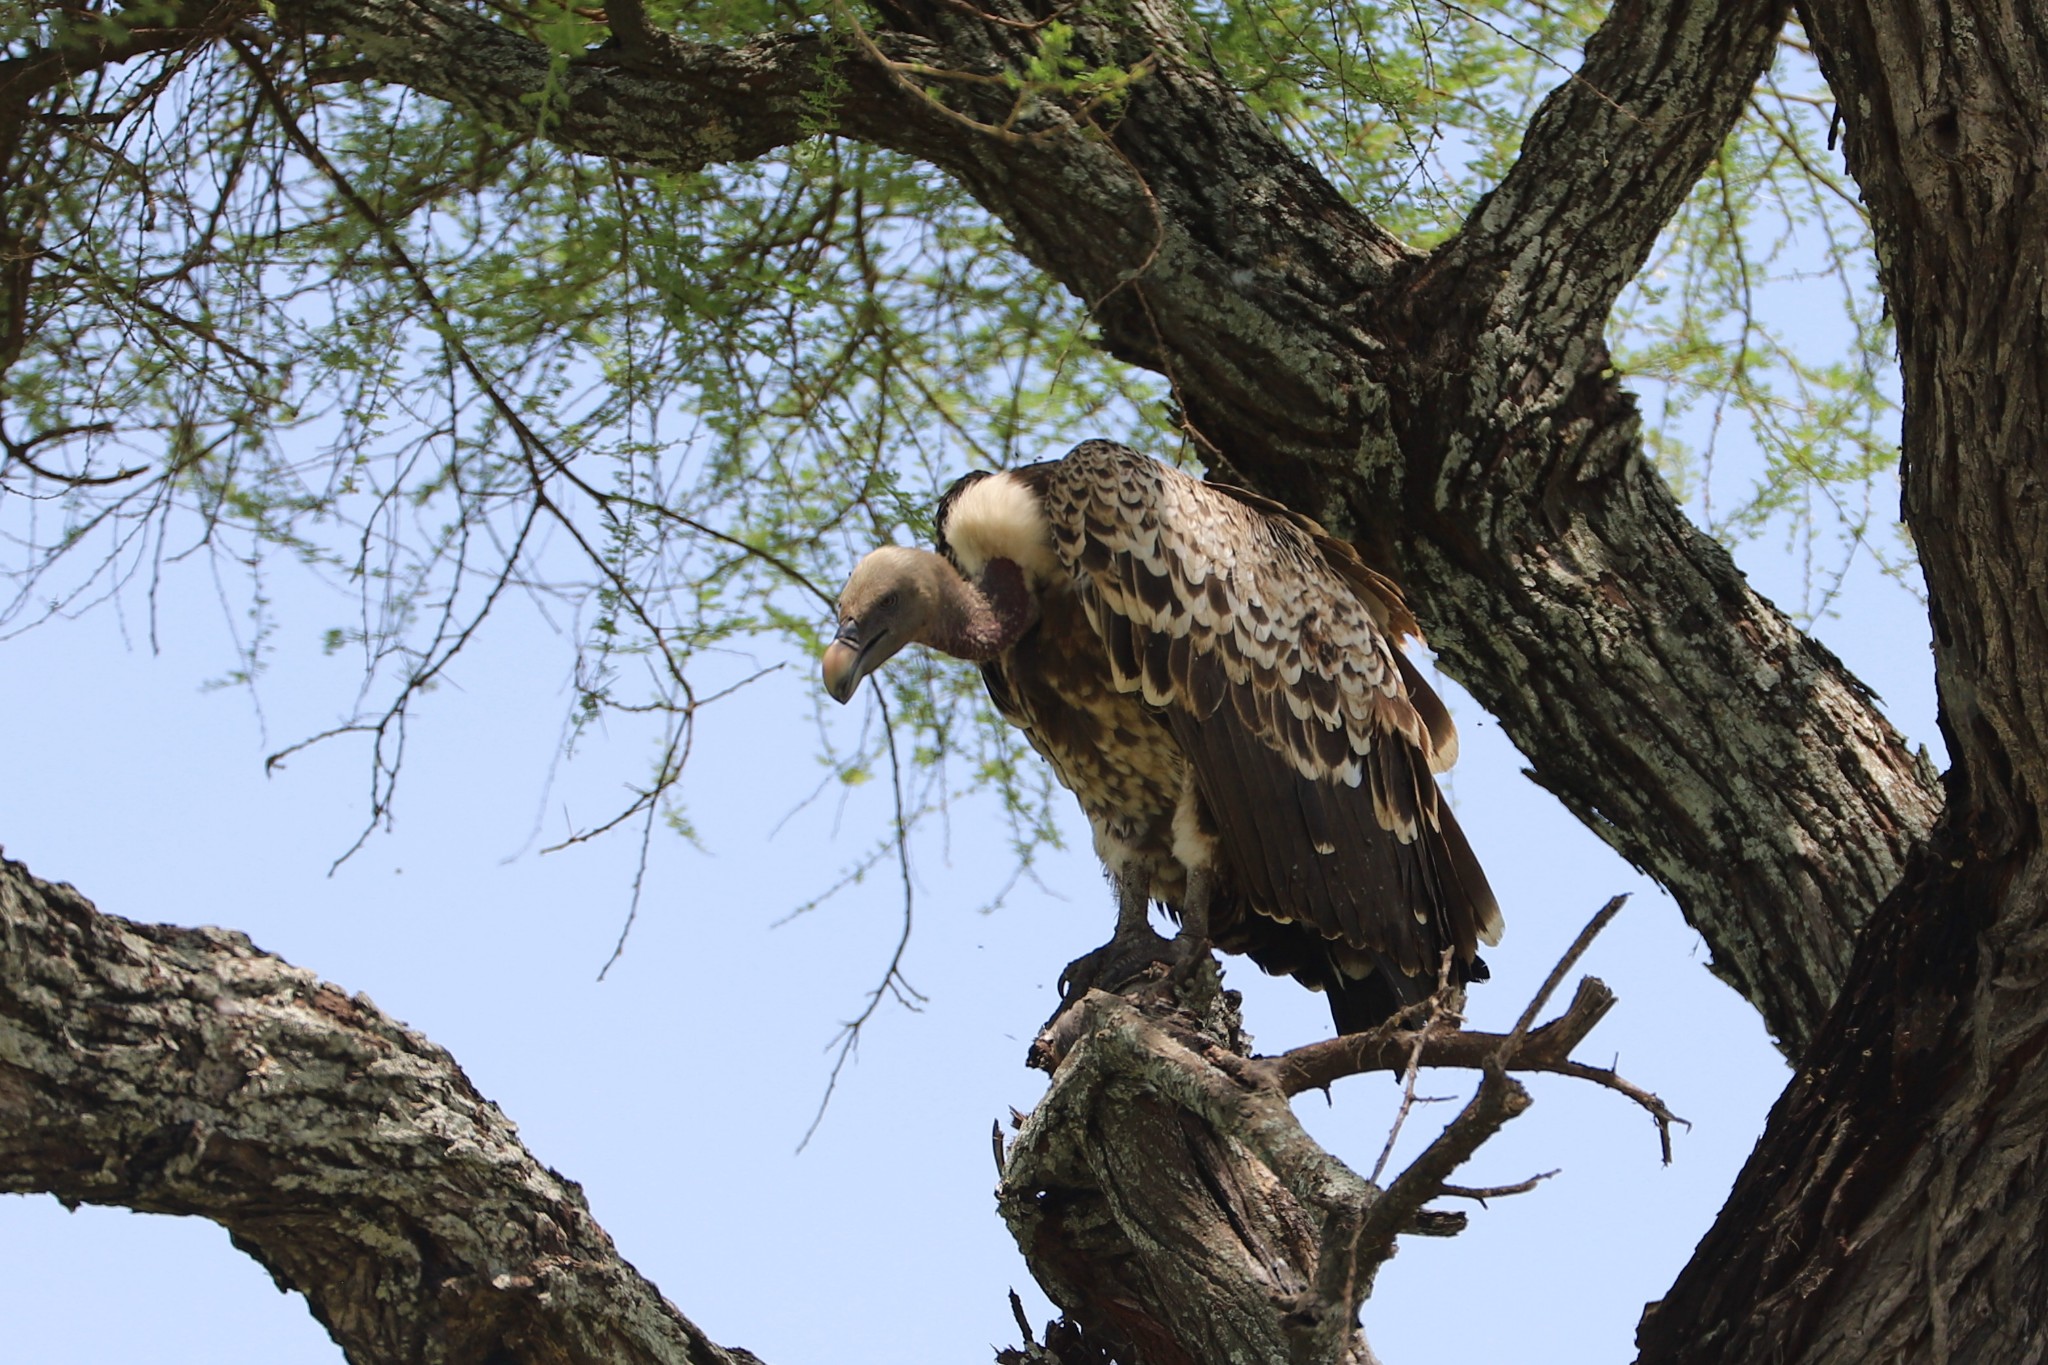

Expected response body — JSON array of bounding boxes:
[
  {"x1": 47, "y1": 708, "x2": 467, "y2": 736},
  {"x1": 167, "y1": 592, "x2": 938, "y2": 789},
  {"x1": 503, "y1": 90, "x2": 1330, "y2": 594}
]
[
  {"x1": 996, "y1": 954, "x2": 1673, "y2": 1365},
  {"x1": 0, "y1": 855, "x2": 762, "y2": 1365},
  {"x1": 1634, "y1": 3, "x2": 2048, "y2": 1362},
  {"x1": 1000, "y1": 983, "x2": 1382, "y2": 1365},
  {"x1": 199, "y1": 0, "x2": 1944, "y2": 1052},
  {"x1": 14, "y1": 0, "x2": 2048, "y2": 1362}
]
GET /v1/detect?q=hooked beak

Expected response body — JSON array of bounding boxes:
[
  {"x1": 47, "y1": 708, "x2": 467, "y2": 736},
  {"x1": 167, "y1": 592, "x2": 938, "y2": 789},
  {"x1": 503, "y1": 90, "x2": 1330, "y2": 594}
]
[{"x1": 821, "y1": 621, "x2": 870, "y2": 704}]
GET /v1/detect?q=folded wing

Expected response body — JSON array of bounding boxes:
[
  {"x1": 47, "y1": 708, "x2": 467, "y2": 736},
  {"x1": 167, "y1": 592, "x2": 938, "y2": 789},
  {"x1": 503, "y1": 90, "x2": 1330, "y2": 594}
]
[{"x1": 1041, "y1": 441, "x2": 1500, "y2": 985}]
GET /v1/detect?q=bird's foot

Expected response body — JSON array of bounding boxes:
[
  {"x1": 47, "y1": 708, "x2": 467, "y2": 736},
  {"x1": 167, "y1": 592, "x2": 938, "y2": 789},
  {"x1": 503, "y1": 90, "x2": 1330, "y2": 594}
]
[
  {"x1": 1166, "y1": 930, "x2": 1211, "y2": 975},
  {"x1": 1032, "y1": 932, "x2": 1221, "y2": 1071},
  {"x1": 1057, "y1": 927, "x2": 1184, "y2": 1002}
]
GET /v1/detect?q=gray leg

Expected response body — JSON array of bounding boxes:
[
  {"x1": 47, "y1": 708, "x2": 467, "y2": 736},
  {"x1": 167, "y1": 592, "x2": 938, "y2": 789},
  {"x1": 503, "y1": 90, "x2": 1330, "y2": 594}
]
[
  {"x1": 1111, "y1": 864, "x2": 1155, "y2": 942},
  {"x1": 1169, "y1": 775, "x2": 1220, "y2": 960},
  {"x1": 1176, "y1": 864, "x2": 1215, "y2": 945}
]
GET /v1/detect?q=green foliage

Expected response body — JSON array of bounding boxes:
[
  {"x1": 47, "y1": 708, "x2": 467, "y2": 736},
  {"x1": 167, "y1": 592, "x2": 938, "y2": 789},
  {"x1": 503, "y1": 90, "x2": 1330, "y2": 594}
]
[
  {"x1": 1611, "y1": 36, "x2": 1911, "y2": 620},
  {"x1": 1187, "y1": 0, "x2": 1605, "y2": 237},
  {"x1": 0, "y1": 13, "x2": 1164, "y2": 907},
  {"x1": 1009, "y1": 21, "x2": 1145, "y2": 109},
  {"x1": 0, "y1": 1, "x2": 1905, "y2": 930}
]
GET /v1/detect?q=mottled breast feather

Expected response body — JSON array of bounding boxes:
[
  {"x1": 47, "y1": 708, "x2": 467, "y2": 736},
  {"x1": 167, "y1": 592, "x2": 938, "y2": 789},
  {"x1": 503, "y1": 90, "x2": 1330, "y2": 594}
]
[
  {"x1": 1041, "y1": 440, "x2": 1501, "y2": 974},
  {"x1": 938, "y1": 462, "x2": 1186, "y2": 892}
]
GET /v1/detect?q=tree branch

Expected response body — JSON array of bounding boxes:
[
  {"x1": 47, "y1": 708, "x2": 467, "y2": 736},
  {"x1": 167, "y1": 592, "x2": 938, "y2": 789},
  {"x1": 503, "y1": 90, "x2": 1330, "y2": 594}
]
[
  {"x1": 0, "y1": 853, "x2": 764, "y2": 1365},
  {"x1": 1003, "y1": 910, "x2": 1674, "y2": 1365},
  {"x1": 0, "y1": 0, "x2": 251, "y2": 144},
  {"x1": 1261, "y1": 977, "x2": 1681, "y2": 1163},
  {"x1": 273, "y1": 0, "x2": 942, "y2": 174},
  {"x1": 1433, "y1": 0, "x2": 1796, "y2": 335}
]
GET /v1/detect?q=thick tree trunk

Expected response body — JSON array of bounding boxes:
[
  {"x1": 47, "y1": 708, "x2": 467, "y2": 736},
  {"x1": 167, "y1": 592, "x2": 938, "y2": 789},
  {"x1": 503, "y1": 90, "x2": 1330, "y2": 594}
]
[
  {"x1": 245, "y1": 0, "x2": 1943, "y2": 1055},
  {"x1": 1637, "y1": 4, "x2": 2048, "y2": 1361},
  {"x1": 12, "y1": 0, "x2": 2046, "y2": 1362}
]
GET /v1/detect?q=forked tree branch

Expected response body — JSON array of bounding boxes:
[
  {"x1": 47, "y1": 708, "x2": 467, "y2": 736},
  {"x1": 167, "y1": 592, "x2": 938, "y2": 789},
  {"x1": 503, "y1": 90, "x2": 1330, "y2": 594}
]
[
  {"x1": 1432, "y1": 0, "x2": 1796, "y2": 335},
  {"x1": 1257, "y1": 976, "x2": 1681, "y2": 1162},
  {"x1": 1256, "y1": 900, "x2": 1683, "y2": 1160},
  {"x1": 1000, "y1": 901, "x2": 1674, "y2": 1365}
]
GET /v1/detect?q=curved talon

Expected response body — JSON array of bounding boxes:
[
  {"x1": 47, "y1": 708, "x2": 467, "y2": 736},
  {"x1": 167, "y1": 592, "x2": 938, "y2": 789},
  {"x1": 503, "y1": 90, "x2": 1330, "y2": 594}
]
[
  {"x1": 1059, "y1": 929, "x2": 1173, "y2": 1001},
  {"x1": 1038, "y1": 930, "x2": 1218, "y2": 1056},
  {"x1": 1058, "y1": 929, "x2": 1214, "y2": 1003}
]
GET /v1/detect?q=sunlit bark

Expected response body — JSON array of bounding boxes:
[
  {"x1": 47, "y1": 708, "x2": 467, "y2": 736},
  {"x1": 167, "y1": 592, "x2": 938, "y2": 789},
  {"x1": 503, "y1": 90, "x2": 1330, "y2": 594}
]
[{"x1": 10, "y1": 0, "x2": 2043, "y2": 1359}]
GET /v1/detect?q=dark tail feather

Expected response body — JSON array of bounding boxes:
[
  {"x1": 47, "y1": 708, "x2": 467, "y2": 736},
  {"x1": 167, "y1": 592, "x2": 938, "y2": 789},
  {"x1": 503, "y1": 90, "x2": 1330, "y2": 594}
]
[
  {"x1": 1200, "y1": 876, "x2": 1490, "y2": 1036},
  {"x1": 1325, "y1": 949, "x2": 1489, "y2": 1036},
  {"x1": 1325, "y1": 969, "x2": 1408, "y2": 1036}
]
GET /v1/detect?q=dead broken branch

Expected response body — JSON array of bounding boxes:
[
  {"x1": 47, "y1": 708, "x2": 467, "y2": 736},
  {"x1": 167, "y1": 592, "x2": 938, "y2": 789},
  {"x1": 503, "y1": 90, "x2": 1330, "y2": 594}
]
[
  {"x1": 1253, "y1": 896, "x2": 1684, "y2": 1162},
  {"x1": 1001, "y1": 896, "x2": 1682, "y2": 1363}
]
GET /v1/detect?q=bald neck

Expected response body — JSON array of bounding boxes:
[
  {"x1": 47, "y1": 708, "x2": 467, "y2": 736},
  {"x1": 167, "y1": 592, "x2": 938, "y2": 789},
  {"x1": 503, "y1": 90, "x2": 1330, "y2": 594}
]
[{"x1": 929, "y1": 553, "x2": 1037, "y2": 662}]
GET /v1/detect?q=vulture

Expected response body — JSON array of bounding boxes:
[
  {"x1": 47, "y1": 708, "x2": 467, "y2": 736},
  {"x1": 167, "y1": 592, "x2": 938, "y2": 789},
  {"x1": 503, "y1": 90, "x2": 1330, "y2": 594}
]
[{"x1": 821, "y1": 440, "x2": 1499, "y2": 1033}]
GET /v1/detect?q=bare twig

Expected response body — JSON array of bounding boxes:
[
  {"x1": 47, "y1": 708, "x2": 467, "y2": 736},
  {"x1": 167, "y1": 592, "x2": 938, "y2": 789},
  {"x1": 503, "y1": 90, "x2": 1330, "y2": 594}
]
[
  {"x1": 0, "y1": 422, "x2": 144, "y2": 486},
  {"x1": 1284, "y1": 918, "x2": 1645, "y2": 1351},
  {"x1": 1260, "y1": 897, "x2": 1683, "y2": 1163},
  {"x1": 1262, "y1": 975, "x2": 1616, "y2": 1096},
  {"x1": 1439, "y1": 1171, "x2": 1560, "y2": 1203},
  {"x1": 1355, "y1": 1061, "x2": 1529, "y2": 1264},
  {"x1": 1430, "y1": 0, "x2": 1642, "y2": 125},
  {"x1": 1507, "y1": 893, "x2": 1629, "y2": 1047},
  {"x1": 1367, "y1": 952, "x2": 1459, "y2": 1184},
  {"x1": 796, "y1": 680, "x2": 928, "y2": 1151}
]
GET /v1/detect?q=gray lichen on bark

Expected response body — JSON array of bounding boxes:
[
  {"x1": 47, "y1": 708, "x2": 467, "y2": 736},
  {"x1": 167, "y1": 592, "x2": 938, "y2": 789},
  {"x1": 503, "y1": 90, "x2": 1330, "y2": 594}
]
[
  {"x1": 260, "y1": 0, "x2": 1941, "y2": 1054},
  {"x1": 0, "y1": 855, "x2": 762, "y2": 1365}
]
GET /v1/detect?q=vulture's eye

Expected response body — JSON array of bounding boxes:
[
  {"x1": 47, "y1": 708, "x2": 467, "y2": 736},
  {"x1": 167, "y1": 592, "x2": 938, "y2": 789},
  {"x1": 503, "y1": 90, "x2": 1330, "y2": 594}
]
[{"x1": 879, "y1": 591, "x2": 900, "y2": 612}]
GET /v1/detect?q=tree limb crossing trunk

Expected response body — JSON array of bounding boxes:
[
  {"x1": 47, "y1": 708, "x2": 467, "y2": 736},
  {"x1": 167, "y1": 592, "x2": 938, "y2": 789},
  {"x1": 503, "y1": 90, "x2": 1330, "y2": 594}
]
[{"x1": 1637, "y1": 3, "x2": 2048, "y2": 1361}]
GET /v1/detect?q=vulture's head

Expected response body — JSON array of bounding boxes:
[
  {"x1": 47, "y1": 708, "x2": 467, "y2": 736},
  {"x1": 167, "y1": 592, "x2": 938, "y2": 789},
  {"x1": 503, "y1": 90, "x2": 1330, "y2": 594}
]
[{"x1": 822, "y1": 546, "x2": 946, "y2": 704}]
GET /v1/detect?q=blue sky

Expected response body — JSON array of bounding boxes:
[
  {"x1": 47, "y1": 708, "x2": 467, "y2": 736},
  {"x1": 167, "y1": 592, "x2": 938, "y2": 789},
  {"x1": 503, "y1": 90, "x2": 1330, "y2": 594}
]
[{"x1": 0, "y1": 427, "x2": 1937, "y2": 1363}]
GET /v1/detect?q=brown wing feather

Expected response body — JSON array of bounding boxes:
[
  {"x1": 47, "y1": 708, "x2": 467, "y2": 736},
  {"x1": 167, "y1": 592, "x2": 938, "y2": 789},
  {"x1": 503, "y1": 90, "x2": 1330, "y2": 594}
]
[
  {"x1": 1204, "y1": 481, "x2": 1420, "y2": 639},
  {"x1": 1209, "y1": 480, "x2": 1459, "y2": 772},
  {"x1": 1044, "y1": 441, "x2": 1500, "y2": 980}
]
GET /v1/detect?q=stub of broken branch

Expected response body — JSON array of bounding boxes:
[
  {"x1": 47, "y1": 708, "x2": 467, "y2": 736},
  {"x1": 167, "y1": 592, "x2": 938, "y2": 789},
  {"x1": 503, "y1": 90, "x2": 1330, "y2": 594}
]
[{"x1": 1003, "y1": 895, "x2": 1684, "y2": 1365}]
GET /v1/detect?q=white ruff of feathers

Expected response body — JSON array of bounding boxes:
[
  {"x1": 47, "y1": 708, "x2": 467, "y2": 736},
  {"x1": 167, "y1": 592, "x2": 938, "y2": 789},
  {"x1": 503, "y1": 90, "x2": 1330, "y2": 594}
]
[{"x1": 941, "y1": 473, "x2": 1060, "y2": 585}]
